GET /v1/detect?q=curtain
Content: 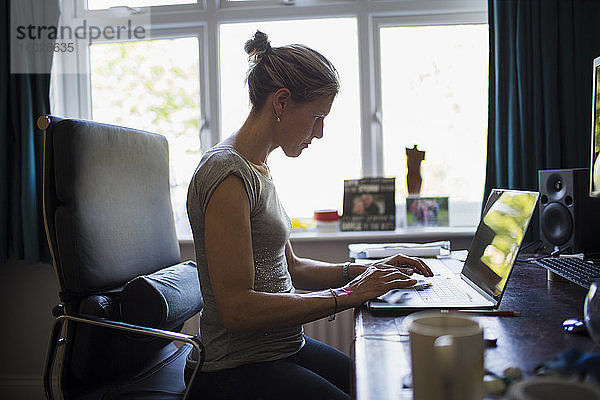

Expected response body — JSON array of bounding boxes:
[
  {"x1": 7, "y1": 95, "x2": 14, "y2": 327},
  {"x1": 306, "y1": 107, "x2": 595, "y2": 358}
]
[
  {"x1": 485, "y1": 0, "x2": 600, "y2": 240},
  {"x1": 0, "y1": 0, "x2": 59, "y2": 264}
]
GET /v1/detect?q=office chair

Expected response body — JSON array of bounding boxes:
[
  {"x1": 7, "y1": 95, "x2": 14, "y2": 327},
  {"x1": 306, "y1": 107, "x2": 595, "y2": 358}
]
[{"x1": 38, "y1": 115, "x2": 205, "y2": 399}]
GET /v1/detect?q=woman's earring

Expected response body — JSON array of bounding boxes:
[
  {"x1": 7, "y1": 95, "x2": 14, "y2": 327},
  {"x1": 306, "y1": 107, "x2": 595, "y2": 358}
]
[{"x1": 276, "y1": 115, "x2": 281, "y2": 123}]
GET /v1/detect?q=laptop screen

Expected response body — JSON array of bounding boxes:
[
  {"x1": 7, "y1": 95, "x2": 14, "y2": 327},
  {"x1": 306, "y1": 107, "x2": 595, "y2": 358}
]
[{"x1": 461, "y1": 189, "x2": 539, "y2": 300}]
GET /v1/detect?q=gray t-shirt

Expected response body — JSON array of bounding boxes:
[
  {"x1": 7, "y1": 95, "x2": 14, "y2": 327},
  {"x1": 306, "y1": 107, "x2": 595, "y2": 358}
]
[{"x1": 186, "y1": 145, "x2": 304, "y2": 371}]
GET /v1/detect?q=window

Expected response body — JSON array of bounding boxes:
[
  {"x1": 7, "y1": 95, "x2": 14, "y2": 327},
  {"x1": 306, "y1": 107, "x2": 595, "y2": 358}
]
[
  {"x1": 220, "y1": 0, "x2": 349, "y2": 6},
  {"x1": 86, "y1": 0, "x2": 197, "y2": 10},
  {"x1": 56, "y1": 0, "x2": 488, "y2": 238},
  {"x1": 89, "y1": 37, "x2": 201, "y2": 237},
  {"x1": 219, "y1": 19, "x2": 360, "y2": 217},
  {"x1": 379, "y1": 23, "x2": 489, "y2": 226}
]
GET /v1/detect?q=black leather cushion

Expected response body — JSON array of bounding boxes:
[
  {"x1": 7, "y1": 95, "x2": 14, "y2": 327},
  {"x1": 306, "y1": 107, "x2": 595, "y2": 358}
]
[
  {"x1": 71, "y1": 292, "x2": 171, "y2": 385},
  {"x1": 50, "y1": 118, "x2": 181, "y2": 295},
  {"x1": 69, "y1": 261, "x2": 202, "y2": 384},
  {"x1": 79, "y1": 294, "x2": 121, "y2": 320},
  {"x1": 121, "y1": 261, "x2": 203, "y2": 330}
]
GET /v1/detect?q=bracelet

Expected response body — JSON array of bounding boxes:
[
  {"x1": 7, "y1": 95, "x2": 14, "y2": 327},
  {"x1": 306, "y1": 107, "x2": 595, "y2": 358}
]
[
  {"x1": 342, "y1": 262, "x2": 351, "y2": 283},
  {"x1": 328, "y1": 288, "x2": 338, "y2": 322}
]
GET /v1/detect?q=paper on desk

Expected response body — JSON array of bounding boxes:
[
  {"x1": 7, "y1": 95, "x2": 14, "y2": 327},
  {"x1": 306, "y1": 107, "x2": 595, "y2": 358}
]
[{"x1": 349, "y1": 241, "x2": 450, "y2": 259}]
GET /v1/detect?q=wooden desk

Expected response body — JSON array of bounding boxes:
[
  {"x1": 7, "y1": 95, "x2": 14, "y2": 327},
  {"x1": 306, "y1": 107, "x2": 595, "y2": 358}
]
[{"x1": 354, "y1": 261, "x2": 598, "y2": 399}]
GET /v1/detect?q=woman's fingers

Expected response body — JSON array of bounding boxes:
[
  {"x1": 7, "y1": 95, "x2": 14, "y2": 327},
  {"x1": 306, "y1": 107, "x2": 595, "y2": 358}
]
[
  {"x1": 398, "y1": 257, "x2": 432, "y2": 276},
  {"x1": 369, "y1": 266, "x2": 413, "y2": 280},
  {"x1": 345, "y1": 265, "x2": 420, "y2": 304},
  {"x1": 368, "y1": 269, "x2": 418, "y2": 291},
  {"x1": 378, "y1": 254, "x2": 433, "y2": 277},
  {"x1": 372, "y1": 268, "x2": 418, "y2": 287},
  {"x1": 413, "y1": 259, "x2": 433, "y2": 276},
  {"x1": 377, "y1": 264, "x2": 415, "y2": 276},
  {"x1": 391, "y1": 277, "x2": 418, "y2": 288}
]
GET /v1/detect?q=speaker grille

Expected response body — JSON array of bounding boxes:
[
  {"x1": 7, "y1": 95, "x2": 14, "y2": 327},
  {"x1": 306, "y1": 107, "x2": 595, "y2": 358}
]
[{"x1": 540, "y1": 202, "x2": 573, "y2": 246}]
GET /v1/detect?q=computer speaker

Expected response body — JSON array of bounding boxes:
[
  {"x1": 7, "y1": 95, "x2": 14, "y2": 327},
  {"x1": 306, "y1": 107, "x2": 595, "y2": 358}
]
[{"x1": 538, "y1": 168, "x2": 600, "y2": 254}]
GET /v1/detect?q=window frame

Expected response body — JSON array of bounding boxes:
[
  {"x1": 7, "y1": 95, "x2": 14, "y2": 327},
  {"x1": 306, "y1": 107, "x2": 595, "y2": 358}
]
[
  {"x1": 219, "y1": 0, "x2": 354, "y2": 8},
  {"x1": 78, "y1": 0, "x2": 203, "y2": 15},
  {"x1": 54, "y1": 0, "x2": 488, "y2": 210}
]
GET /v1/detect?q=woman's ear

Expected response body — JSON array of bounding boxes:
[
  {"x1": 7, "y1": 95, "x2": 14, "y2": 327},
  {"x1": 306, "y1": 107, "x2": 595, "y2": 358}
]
[{"x1": 272, "y1": 88, "x2": 291, "y2": 119}]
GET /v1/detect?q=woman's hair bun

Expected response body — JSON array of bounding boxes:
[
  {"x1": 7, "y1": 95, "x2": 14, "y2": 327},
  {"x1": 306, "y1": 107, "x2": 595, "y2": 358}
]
[
  {"x1": 244, "y1": 30, "x2": 339, "y2": 109},
  {"x1": 244, "y1": 30, "x2": 271, "y2": 62}
]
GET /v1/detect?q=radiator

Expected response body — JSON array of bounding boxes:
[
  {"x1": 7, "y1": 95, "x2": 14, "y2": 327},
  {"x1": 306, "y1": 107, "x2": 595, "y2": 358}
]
[{"x1": 303, "y1": 309, "x2": 354, "y2": 357}]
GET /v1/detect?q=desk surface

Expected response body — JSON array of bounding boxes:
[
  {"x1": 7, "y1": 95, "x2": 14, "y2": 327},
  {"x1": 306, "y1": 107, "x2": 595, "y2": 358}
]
[{"x1": 354, "y1": 261, "x2": 598, "y2": 399}]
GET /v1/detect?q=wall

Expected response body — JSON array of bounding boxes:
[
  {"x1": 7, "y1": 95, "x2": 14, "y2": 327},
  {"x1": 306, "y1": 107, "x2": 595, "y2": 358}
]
[{"x1": 0, "y1": 260, "x2": 59, "y2": 399}]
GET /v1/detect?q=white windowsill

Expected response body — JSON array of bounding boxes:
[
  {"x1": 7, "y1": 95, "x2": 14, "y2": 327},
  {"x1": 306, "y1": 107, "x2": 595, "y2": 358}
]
[
  {"x1": 178, "y1": 225, "x2": 476, "y2": 245},
  {"x1": 288, "y1": 226, "x2": 476, "y2": 242}
]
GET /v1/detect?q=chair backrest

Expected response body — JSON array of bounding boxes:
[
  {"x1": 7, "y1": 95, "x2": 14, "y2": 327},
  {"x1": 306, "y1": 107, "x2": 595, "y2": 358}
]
[
  {"x1": 42, "y1": 116, "x2": 181, "y2": 300},
  {"x1": 40, "y1": 115, "x2": 186, "y2": 395}
]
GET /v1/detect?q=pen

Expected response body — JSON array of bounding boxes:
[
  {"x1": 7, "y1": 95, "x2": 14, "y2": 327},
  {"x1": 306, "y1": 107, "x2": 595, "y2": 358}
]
[{"x1": 442, "y1": 310, "x2": 521, "y2": 317}]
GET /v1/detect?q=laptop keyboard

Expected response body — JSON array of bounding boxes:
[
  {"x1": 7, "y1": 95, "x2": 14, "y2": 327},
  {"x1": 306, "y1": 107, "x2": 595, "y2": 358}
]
[{"x1": 415, "y1": 276, "x2": 470, "y2": 303}]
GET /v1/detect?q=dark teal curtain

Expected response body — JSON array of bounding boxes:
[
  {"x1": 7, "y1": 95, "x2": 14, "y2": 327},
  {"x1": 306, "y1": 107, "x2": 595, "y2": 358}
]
[
  {"x1": 485, "y1": 0, "x2": 600, "y2": 240},
  {"x1": 0, "y1": 0, "x2": 59, "y2": 264}
]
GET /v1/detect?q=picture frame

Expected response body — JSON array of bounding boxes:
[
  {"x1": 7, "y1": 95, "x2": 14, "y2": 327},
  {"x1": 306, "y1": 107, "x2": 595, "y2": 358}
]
[
  {"x1": 341, "y1": 178, "x2": 396, "y2": 231},
  {"x1": 406, "y1": 196, "x2": 449, "y2": 227}
]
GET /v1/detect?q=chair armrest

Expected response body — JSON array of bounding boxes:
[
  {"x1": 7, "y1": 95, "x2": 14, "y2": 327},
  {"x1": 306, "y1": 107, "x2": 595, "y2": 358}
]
[
  {"x1": 60, "y1": 312, "x2": 200, "y2": 344},
  {"x1": 44, "y1": 305, "x2": 204, "y2": 400}
]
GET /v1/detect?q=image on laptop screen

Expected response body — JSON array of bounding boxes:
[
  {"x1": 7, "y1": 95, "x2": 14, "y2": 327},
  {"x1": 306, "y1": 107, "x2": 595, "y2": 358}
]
[{"x1": 462, "y1": 190, "x2": 539, "y2": 300}]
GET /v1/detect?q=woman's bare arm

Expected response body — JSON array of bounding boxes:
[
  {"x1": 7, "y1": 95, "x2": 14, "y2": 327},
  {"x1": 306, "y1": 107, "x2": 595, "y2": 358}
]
[
  {"x1": 286, "y1": 242, "x2": 433, "y2": 291},
  {"x1": 204, "y1": 175, "x2": 417, "y2": 332}
]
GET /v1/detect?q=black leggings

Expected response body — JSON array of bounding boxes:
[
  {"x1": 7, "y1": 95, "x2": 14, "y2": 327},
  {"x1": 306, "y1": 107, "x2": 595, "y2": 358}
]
[{"x1": 185, "y1": 336, "x2": 353, "y2": 400}]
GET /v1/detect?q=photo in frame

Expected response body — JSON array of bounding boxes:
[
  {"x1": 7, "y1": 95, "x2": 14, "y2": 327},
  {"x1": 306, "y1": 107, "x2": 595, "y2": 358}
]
[
  {"x1": 406, "y1": 196, "x2": 449, "y2": 227},
  {"x1": 341, "y1": 178, "x2": 396, "y2": 231}
]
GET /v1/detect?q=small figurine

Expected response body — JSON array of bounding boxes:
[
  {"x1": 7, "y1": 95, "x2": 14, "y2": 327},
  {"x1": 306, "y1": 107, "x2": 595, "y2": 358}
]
[{"x1": 406, "y1": 144, "x2": 425, "y2": 195}]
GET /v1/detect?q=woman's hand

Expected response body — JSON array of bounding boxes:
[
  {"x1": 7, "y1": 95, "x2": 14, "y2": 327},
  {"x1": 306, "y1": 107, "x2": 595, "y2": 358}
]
[
  {"x1": 369, "y1": 253, "x2": 433, "y2": 277},
  {"x1": 341, "y1": 265, "x2": 417, "y2": 304},
  {"x1": 338, "y1": 254, "x2": 432, "y2": 306}
]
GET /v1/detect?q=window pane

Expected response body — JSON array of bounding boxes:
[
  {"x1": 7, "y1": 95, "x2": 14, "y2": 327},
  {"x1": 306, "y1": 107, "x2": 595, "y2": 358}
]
[
  {"x1": 380, "y1": 24, "x2": 488, "y2": 226},
  {"x1": 87, "y1": 0, "x2": 196, "y2": 10},
  {"x1": 220, "y1": 19, "x2": 360, "y2": 218},
  {"x1": 89, "y1": 37, "x2": 201, "y2": 238}
]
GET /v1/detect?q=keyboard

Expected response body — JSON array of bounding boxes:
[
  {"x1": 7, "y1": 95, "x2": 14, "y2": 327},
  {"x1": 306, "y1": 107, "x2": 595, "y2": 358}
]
[
  {"x1": 415, "y1": 276, "x2": 469, "y2": 303},
  {"x1": 532, "y1": 257, "x2": 600, "y2": 289}
]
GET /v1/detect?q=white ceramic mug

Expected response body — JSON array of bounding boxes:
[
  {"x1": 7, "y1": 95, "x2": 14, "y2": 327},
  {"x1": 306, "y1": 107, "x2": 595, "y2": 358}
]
[{"x1": 405, "y1": 311, "x2": 484, "y2": 400}]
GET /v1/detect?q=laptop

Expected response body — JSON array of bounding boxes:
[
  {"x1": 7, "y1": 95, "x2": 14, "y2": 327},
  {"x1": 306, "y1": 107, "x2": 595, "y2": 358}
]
[{"x1": 366, "y1": 189, "x2": 539, "y2": 314}]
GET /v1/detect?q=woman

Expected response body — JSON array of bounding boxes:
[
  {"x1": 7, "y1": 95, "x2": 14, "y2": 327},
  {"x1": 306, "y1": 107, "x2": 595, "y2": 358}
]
[{"x1": 185, "y1": 31, "x2": 432, "y2": 400}]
